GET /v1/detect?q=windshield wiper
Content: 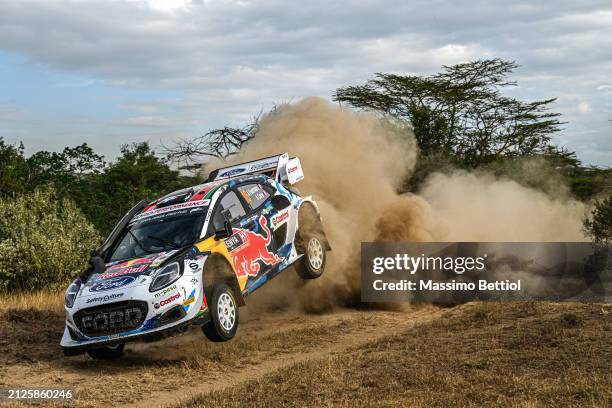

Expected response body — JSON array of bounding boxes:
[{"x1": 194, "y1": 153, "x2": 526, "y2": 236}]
[
  {"x1": 147, "y1": 235, "x2": 182, "y2": 249},
  {"x1": 128, "y1": 230, "x2": 154, "y2": 254}
]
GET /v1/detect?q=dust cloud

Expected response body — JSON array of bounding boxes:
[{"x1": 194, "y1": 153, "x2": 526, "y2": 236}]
[{"x1": 204, "y1": 97, "x2": 588, "y2": 313}]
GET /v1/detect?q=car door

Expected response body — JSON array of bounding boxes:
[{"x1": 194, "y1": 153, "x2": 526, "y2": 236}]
[
  {"x1": 233, "y1": 183, "x2": 281, "y2": 280},
  {"x1": 212, "y1": 187, "x2": 279, "y2": 280}
]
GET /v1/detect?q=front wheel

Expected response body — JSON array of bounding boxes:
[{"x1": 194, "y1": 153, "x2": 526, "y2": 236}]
[
  {"x1": 202, "y1": 283, "x2": 239, "y2": 342},
  {"x1": 86, "y1": 344, "x2": 124, "y2": 360}
]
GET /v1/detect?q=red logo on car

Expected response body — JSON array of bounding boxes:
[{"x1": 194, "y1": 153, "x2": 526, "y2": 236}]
[
  {"x1": 229, "y1": 215, "x2": 280, "y2": 277},
  {"x1": 159, "y1": 292, "x2": 181, "y2": 307},
  {"x1": 272, "y1": 211, "x2": 289, "y2": 226}
]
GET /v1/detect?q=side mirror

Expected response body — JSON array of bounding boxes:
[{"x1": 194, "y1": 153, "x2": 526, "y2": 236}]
[{"x1": 215, "y1": 220, "x2": 233, "y2": 240}]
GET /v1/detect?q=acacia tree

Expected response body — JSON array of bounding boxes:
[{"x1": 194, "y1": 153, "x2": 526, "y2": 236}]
[
  {"x1": 164, "y1": 118, "x2": 259, "y2": 173},
  {"x1": 334, "y1": 59, "x2": 565, "y2": 167}
]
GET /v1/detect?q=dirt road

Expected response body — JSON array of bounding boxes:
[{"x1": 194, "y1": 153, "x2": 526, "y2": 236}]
[{"x1": 0, "y1": 302, "x2": 444, "y2": 408}]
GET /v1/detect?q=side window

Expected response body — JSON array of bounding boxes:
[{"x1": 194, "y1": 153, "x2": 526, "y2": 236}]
[
  {"x1": 237, "y1": 184, "x2": 271, "y2": 211},
  {"x1": 212, "y1": 191, "x2": 246, "y2": 230}
]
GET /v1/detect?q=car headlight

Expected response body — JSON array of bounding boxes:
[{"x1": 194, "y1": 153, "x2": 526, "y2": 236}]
[
  {"x1": 65, "y1": 279, "x2": 81, "y2": 308},
  {"x1": 149, "y1": 262, "x2": 182, "y2": 292}
]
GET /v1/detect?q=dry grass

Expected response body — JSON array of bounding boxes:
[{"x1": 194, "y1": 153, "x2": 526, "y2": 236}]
[
  {"x1": 0, "y1": 290, "x2": 64, "y2": 313},
  {"x1": 1, "y1": 293, "x2": 609, "y2": 407},
  {"x1": 181, "y1": 302, "x2": 612, "y2": 408},
  {"x1": 0, "y1": 291, "x2": 66, "y2": 366}
]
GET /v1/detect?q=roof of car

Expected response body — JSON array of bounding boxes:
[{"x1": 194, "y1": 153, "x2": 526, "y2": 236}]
[{"x1": 140, "y1": 174, "x2": 269, "y2": 215}]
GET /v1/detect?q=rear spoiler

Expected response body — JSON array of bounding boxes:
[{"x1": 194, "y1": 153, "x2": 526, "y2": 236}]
[{"x1": 206, "y1": 153, "x2": 304, "y2": 184}]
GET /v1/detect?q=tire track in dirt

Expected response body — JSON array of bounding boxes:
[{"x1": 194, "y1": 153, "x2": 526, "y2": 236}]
[
  {"x1": 0, "y1": 306, "x2": 445, "y2": 408},
  {"x1": 131, "y1": 307, "x2": 445, "y2": 408}
]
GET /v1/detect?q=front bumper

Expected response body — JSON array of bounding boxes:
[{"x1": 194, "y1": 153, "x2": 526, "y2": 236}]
[
  {"x1": 61, "y1": 308, "x2": 209, "y2": 356},
  {"x1": 61, "y1": 255, "x2": 209, "y2": 355}
]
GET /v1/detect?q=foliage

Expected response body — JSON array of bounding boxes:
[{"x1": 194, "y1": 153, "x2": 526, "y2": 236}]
[
  {"x1": 0, "y1": 139, "x2": 197, "y2": 236},
  {"x1": 0, "y1": 187, "x2": 101, "y2": 291},
  {"x1": 565, "y1": 166, "x2": 612, "y2": 201},
  {"x1": 334, "y1": 59, "x2": 565, "y2": 168},
  {"x1": 82, "y1": 142, "x2": 197, "y2": 234},
  {"x1": 584, "y1": 196, "x2": 612, "y2": 244},
  {"x1": 26, "y1": 143, "x2": 106, "y2": 194},
  {"x1": 0, "y1": 138, "x2": 30, "y2": 197}
]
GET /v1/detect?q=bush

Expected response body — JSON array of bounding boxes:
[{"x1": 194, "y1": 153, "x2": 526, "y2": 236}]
[
  {"x1": 0, "y1": 187, "x2": 101, "y2": 291},
  {"x1": 584, "y1": 196, "x2": 612, "y2": 244}
]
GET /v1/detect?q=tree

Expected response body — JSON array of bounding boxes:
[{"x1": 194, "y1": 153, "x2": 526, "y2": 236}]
[
  {"x1": 164, "y1": 114, "x2": 261, "y2": 173},
  {"x1": 1, "y1": 139, "x2": 197, "y2": 236},
  {"x1": 584, "y1": 196, "x2": 612, "y2": 244},
  {"x1": 0, "y1": 138, "x2": 29, "y2": 197},
  {"x1": 83, "y1": 142, "x2": 197, "y2": 235},
  {"x1": 334, "y1": 59, "x2": 565, "y2": 167},
  {"x1": 26, "y1": 143, "x2": 105, "y2": 195}
]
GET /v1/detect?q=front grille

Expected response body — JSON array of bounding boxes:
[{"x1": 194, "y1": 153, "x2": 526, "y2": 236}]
[{"x1": 74, "y1": 300, "x2": 148, "y2": 337}]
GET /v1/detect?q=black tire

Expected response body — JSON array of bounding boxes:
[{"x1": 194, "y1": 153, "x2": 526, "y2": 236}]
[
  {"x1": 202, "y1": 283, "x2": 239, "y2": 342},
  {"x1": 295, "y1": 206, "x2": 327, "y2": 279},
  {"x1": 86, "y1": 344, "x2": 124, "y2": 360}
]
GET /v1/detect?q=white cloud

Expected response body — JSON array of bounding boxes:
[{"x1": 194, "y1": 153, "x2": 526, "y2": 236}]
[
  {"x1": 577, "y1": 101, "x2": 591, "y2": 114},
  {"x1": 0, "y1": 0, "x2": 611, "y2": 165}
]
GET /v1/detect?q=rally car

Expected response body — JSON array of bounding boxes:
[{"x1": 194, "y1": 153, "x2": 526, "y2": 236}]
[{"x1": 61, "y1": 153, "x2": 330, "y2": 359}]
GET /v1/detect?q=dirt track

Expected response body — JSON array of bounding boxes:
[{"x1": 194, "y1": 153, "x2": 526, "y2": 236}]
[{"x1": 0, "y1": 303, "x2": 444, "y2": 408}]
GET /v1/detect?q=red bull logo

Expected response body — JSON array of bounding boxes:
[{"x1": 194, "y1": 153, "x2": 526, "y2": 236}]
[
  {"x1": 99, "y1": 263, "x2": 149, "y2": 280},
  {"x1": 226, "y1": 215, "x2": 280, "y2": 277}
]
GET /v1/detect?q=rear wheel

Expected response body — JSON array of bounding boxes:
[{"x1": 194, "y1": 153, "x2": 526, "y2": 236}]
[
  {"x1": 202, "y1": 283, "x2": 239, "y2": 342},
  {"x1": 86, "y1": 344, "x2": 124, "y2": 360},
  {"x1": 295, "y1": 206, "x2": 327, "y2": 279}
]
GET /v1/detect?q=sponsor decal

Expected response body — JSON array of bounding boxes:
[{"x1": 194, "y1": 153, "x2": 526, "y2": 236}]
[
  {"x1": 271, "y1": 209, "x2": 289, "y2": 228},
  {"x1": 131, "y1": 200, "x2": 209, "y2": 222},
  {"x1": 219, "y1": 168, "x2": 246, "y2": 177},
  {"x1": 99, "y1": 264, "x2": 149, "y2": 280},
  {"x1": 159, "y1": 292, "x2": 181, "y2": 307},
  {"x1": 288, "y1": 165, "x2": 299, "y2": 173},
  {"x1": 153, "y1": 284, "x2": 178, "y2": 298},
  {"x1": 86, "y1": 293, "x2": 125, "y2": 304},
  {"x1": 227, "y1": 215, "x2": 280, "y2": 277},
  {"x1": 250, "y1": 160, "x2": 276, "y2": 171},
  {"x1": 107, "y1": 257, "x2": 151, "y2": 269},
  {"x1": 182, "y1": 289, "x2": 197, "y2": 310},
  {"x1": 190, "y1": 278, "x2": 198, "y2": 285},
  {"x1": 189, "y1": 262, "x2": 198, "y2": 270},
  {"x1": 90, "y1": 276, "x2": 136, "y2": 292},
  {"x1": 225, "y1": 233, "x2": 246, "y2": 252}
]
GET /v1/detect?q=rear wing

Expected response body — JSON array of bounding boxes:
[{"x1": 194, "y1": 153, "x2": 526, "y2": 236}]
[{"x1": 206, "y1": 153, "x2": 304, "y2": 184}]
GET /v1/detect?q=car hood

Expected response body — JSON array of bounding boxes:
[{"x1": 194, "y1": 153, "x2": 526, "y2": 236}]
[{"x1": 82, "y1": 250, "x2": 180, "y2": 294}]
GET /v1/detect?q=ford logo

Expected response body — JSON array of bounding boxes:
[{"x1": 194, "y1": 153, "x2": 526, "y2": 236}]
[
  {"x1": 90, "y1": 276, "x2": 136, "y2": 292},
  {"x1": 219, "y1": 168, "x2": 245, "y2": 177}
]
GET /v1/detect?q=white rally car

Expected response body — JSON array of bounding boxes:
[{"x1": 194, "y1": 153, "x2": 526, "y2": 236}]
[{"x1": 61, "y1": 154, "x2": 330, "y2": 359}]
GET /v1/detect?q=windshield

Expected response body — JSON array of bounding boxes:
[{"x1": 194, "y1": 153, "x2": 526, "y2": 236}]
[{"x1": 109, "y1": 207, "x2": 207, "y2": 262}]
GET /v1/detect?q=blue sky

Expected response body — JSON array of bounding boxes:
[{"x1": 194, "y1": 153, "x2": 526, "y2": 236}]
[{"x1": 1, "y1": 0, "x2": 611, "y2": 166}]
